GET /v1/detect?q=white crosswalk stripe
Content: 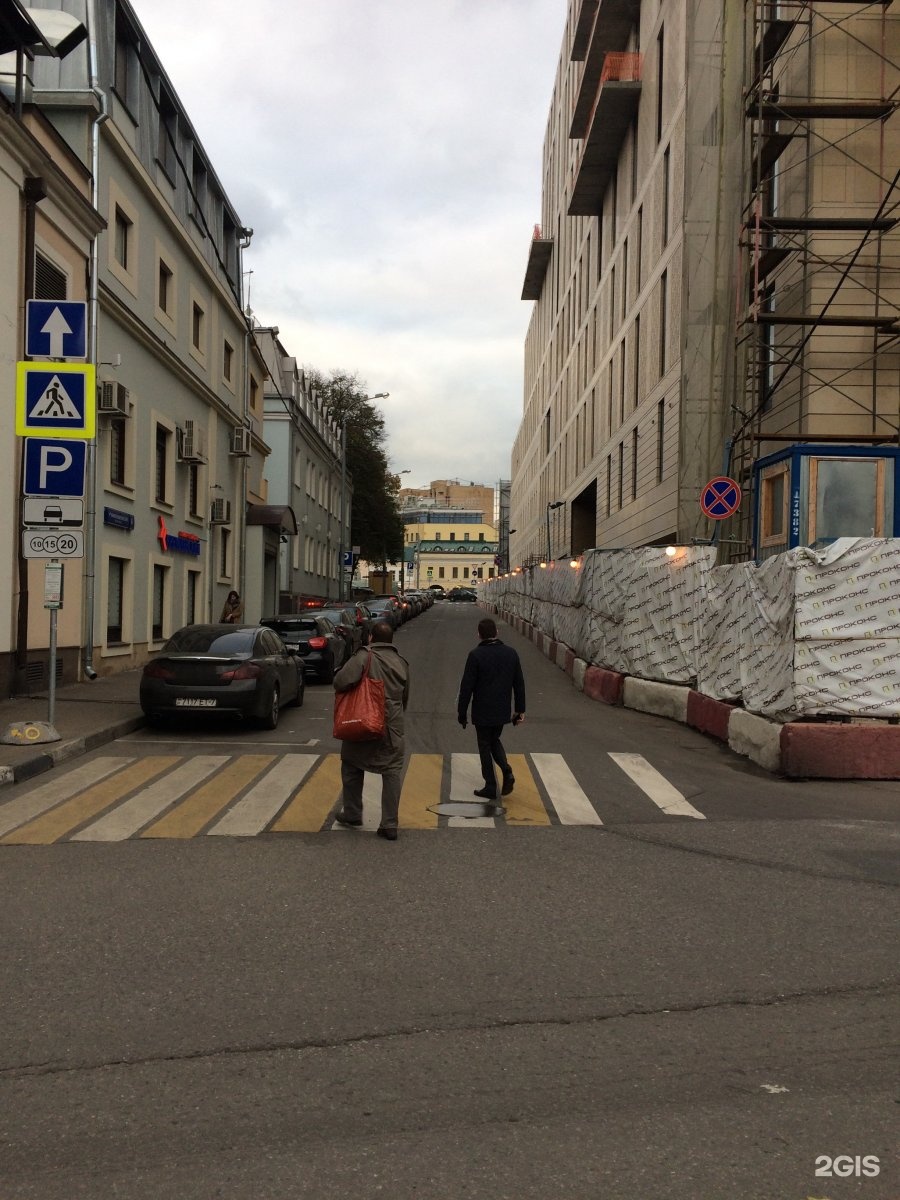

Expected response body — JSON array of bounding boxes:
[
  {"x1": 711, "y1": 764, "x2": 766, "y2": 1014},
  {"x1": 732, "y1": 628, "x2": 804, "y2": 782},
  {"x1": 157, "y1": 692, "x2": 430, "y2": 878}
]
[
  {"x1": 607, "y1": 752, "x2": 706, "y2": 819},
  {"x1": 0, "y1": 750, "x2": 709, "y2": 843}
]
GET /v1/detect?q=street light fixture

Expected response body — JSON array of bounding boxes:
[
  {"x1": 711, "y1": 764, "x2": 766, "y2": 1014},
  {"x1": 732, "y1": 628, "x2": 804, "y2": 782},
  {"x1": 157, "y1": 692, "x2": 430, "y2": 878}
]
[
  {"x1": 546, "y1": 500, "x2": 564, "y2": 563},
  {"x1": 337, "y1": 392, "x2": 390, "y2": 601}
]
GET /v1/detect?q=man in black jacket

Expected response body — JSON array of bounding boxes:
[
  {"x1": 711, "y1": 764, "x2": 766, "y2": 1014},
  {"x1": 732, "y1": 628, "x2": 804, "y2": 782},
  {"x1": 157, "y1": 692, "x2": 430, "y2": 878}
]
[{"x1": 457, "y1": 617, "x2": 526, "y2": 801}]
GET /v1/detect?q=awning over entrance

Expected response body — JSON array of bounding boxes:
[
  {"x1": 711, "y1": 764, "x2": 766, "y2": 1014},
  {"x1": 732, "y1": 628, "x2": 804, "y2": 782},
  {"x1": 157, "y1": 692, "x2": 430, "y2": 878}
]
[{"x1": 245, "y1": 504, "x2": 298, "y2": 535}]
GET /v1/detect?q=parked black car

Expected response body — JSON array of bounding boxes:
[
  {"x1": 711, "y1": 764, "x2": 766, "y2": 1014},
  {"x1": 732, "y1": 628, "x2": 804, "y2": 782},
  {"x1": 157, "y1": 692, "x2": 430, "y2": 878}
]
[
  {"x1": 448, "y1": 587, "x2": 477, "y2": 602},
  {"x1": 140, "y1": 624, "x2": 304, "y2": 729},
  {"x1": 306, "y1": 606, "x2": 364, "y2": 656},
  {"x1": 260, "y1": 614, "x2": 346, "y2": 683},
  {"x1": 366, "y1": 596, "x2": 402, "y2": 629}
]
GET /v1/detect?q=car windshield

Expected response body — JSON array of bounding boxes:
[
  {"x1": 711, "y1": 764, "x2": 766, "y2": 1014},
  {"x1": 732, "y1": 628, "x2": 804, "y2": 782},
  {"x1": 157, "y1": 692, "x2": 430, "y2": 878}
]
[
  {"x1": 262, "y1": 619, "x2": 320, "y2": 635},
  {"x1": 163, "y1": 628, "x2": 254, "y2": 654}
]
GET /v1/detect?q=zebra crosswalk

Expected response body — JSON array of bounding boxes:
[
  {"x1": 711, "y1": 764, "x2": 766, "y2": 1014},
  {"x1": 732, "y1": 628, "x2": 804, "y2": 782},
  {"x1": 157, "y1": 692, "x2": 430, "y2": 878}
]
[{"x1": 0, "y1": 751, "x2": 707, "y2": 844}]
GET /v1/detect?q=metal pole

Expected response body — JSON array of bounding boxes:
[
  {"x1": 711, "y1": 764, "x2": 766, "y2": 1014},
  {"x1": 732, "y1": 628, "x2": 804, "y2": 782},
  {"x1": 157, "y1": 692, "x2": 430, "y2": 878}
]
[
  {"x1": 48, "y1": 605, "x2": 57, "y2": 728},
  {"x1": 545, "y1": 503, "x2": 551, "y2": 562},
  {"x1": 337, "y1": 419, "x2": 347, "y2": 602}
]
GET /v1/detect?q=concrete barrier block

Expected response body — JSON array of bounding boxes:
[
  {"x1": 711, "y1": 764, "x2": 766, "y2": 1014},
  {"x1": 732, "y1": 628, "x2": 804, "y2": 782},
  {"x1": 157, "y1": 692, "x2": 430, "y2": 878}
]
[
  {"x1": 623, "y1": 678, "x2": 689, "y2": 723},
  {"x1": 780, "y1": 722, "x2": 900, "y2": 779},
  {"x1": 555, "y1": 642, "x2": 569, "y2": 671},
  {"x1": 728, "y1": 709, "x2": 783, "y2": 774},
  {"x1": 573, "y1": 659, "x2": 587, "y2": 691},
  {"x1": 686, "y1": 691, "x2": 735, "y2": 742},
  {"x1": 564, "y1": 648, "x2": 576, "y2": 676},
  {"x1": 582, "y1": 665, "x2": 624, "y2": 705}
]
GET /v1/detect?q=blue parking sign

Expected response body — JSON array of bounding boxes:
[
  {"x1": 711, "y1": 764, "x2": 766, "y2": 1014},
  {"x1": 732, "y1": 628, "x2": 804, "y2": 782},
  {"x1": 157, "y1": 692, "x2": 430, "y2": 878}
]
[{"x1": 23, "y1": 438, "x2": 87, "y2": 498}]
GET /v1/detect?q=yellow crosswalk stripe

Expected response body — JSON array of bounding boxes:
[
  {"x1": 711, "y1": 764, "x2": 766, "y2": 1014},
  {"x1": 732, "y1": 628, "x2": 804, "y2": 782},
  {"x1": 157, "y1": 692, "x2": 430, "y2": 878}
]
[
  {"x1": 141, "y1": 755, "x2": 276, "y2": 839},
  {"x1": 501, "y1": 754, "x2": 552, "y2": 825},
  {"x1": 1, "y1": 758, "x2": 180, "y2": 844},
  {"x1": 271, "y1": 754, "x2": 342, "y2": 833},
  {"x1": 399, "y1": 754, "x2": 441, "y2": 828}
]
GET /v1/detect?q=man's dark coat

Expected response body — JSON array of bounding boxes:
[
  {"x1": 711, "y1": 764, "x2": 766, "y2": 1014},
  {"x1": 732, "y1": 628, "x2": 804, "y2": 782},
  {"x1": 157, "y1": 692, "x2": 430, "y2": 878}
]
[{"x1": 457, "y1": 638, "x2": 526, "y2": 727}]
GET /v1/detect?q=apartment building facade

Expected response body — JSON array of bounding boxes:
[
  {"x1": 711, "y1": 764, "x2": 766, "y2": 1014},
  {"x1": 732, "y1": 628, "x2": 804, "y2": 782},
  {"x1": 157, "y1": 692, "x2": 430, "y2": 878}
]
[
  {"x1": 511, "y1": 0, "x2": 898, "y2": 570},
  {"x1": 257, "y1": 329, "x2": 347, "y2": 610},
  {"x1": 400, "y1": 505, "x2": 499, "y2": 589},
  {"x1": 9, "y1": 0, "x2": 270, "y2": 680}
]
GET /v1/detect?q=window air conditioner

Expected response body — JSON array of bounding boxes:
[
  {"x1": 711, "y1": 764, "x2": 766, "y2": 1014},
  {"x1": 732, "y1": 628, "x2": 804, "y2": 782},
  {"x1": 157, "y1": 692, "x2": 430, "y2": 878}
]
[
  {"x1": 230, "y1": 426, "x2": 252, "y2": 456},
  {"x1": 180, "y1": 418, "x2": 206, "y2": 462},
  {"x1": 98, "y1": 381, "x2": 130, "y2": 416},
  {"x1": 210, "y1": 498, "x2": 231, "y2": 524}
]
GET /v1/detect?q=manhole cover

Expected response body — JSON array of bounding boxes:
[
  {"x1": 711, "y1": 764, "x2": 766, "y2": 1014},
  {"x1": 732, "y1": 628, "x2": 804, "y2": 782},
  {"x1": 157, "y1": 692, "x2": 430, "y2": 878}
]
[{"x1": 430, "y1": 801, "x2": 505, "y2": 819}]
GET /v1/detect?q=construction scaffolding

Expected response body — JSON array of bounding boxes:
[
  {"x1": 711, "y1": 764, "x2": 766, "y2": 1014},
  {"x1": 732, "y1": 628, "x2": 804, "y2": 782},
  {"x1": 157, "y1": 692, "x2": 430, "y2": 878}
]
[{"x1": 729, "y1": 0, "x2": 900, "y2": 556}]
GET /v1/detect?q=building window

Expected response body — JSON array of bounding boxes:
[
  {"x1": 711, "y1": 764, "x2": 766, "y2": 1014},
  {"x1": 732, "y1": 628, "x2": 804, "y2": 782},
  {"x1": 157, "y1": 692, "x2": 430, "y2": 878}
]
[
  {"x1": 223, "y1": 340, "x2": 233, "y2": 382},
  {"x1": 188, "y1": 463, "x2": 200, "y2": 517},
  {"x1": 631, "y1": 119, "x2": 639, "y2": 202},
  {"x1": 662, "y1": 147, "x2": 671, "y2": 246},
  {"x1": 631, "y1": 429, "x2": 639, "y2": 501},
  {"x1": 220, "y1": 528, "x2": 230, "y2": 576},
  {"x1": 110, "y1": 419, "x2": 126, "y2": 485},
  {"x1": 434, "y1": 531, "x2": 441, "y2": 541},
  {"x1": 187, "y1": 570, "x2": 200, "y2": 624},
  {"x1": 152, "y1": 564, "x2": 166, "y2": 641},
  {"x1": 157, "y1": 87, "x2": 178, "y2": 181},
  {"x1": 463, "y1": 532, "x2": 470, "y2": 541},
  {"x1": 760, "y1": 466, "x2": 789, "y2": 547},
  {"x1": 192, "y1": 302, "x2": 204, "y2": 351},
  {"x1": 191, "y1": 150, "x2": 207, "y2": 225},
  {"x1": 463, "y1": 567, "x2": 470, "y2": 579},
  {"x1": 449, "y1": 532, "x2": 456, "y2": 542},
  {"x1": 114, "y1": 14, "x2": 137, "y2": 113},
  {"x1": 107, "y1": 557, "x2": 126, "y2": 644},
  {"x1": 606, "y1": 454, "x2": 612, "y2": 516},
  {"x1": 439, "y1": 567, "x2": 445, "y2": 579},
  {"x1": 155, "y1": 424, "x2": 170, "y2": 503},
  {"x1": 158, "y1": 260, "x2": 172, "y2": 313},
  {"x1": 452, "y1": 566, "x2": 459, "y2": 579},
  {"x1": 659, "y1": 270, "x2": 668, "y2": 377},
  {"x1": 657, "y1": 399, "x2": 665, "y2": 483},
  {"x1": 114, "y1": 206, "x2": 131, "y2": 270},
  {"x1": 633, "y1": 314, "x2": 641, "y2": 410},
  {"x1": 656, "y1": 27, "x2": 665, "y2": 142},
  {"x1": 617, "y1": 443, "x2": 624, "y2": 509},
  {"x1": 34, "y1": 252, "x2": 67, "y2": 299}
]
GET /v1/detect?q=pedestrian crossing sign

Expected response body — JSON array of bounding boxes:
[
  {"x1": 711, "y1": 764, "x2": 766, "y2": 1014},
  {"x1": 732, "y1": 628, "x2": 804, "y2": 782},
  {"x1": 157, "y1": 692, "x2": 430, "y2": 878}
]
[{"x1": 15, "y1": 362, "x2": 96, "y2": 439}]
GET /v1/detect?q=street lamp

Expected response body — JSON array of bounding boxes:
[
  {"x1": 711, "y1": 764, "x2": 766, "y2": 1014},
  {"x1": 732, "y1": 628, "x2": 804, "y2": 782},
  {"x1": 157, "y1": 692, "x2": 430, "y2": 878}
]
[
  {"x1": 546, "y1": 500, "x2": 564, "y2": 563},
  {"x1": 337, "y1": 392, "x2": 390, "y2": 602}
]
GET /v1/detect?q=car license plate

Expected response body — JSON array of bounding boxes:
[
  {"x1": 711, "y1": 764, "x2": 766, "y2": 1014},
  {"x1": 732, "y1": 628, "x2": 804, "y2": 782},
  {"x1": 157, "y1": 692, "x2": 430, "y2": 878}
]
[{"x1": 175, "y1": 698, "x2": 217, "y2": 707}]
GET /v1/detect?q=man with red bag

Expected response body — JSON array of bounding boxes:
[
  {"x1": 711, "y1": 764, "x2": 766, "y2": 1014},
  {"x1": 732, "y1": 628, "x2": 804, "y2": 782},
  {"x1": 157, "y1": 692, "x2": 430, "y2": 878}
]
[{"x1": 333, "y1": 621, "x2": 410, "y2": 840}]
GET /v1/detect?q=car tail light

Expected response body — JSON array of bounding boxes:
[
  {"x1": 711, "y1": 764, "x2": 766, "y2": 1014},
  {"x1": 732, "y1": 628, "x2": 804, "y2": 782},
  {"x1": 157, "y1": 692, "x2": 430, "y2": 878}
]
[
  {"x1": 220, "y1": 663, "x2": 263, "y2": 681},
  {"x1": 143, "y1": 662, "x2": 175, "y2": 680},
  {"x1": 308, "y1": 636, "x2": 327, "y2": 650}
]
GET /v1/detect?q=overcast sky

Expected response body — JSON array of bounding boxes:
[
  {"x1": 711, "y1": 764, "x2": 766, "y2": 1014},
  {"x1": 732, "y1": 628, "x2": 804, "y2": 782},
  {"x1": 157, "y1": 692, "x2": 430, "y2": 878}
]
[{"x1": 137, "y1": 1, "x2": 565, "y2": 492}]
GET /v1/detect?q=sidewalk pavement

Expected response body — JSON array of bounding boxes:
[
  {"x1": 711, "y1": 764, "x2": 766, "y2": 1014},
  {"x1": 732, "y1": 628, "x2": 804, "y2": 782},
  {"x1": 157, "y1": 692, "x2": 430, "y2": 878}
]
[{"x1": 0, "y1": 670, "x2": 145, "y2": 786}]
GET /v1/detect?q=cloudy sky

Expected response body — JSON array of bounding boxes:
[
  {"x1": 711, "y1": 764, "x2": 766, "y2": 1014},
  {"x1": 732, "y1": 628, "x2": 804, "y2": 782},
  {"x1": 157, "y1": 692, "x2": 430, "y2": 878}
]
[{"x1": 137, "y1": 1, "x2": 565, "y2": 492}]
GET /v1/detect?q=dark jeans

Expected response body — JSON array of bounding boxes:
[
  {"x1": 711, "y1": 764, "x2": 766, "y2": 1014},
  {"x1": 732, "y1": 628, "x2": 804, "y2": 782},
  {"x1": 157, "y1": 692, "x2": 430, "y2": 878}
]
[{"x1": 475, "y1": 724, "x2": 511, "y2": 795}]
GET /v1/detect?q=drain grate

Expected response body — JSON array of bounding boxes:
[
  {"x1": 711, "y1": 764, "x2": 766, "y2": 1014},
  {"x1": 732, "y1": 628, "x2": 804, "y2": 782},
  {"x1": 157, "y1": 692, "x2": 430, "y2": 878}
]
[{"x1": 430, "y1": 801, "x2": 506, "y2": 819}]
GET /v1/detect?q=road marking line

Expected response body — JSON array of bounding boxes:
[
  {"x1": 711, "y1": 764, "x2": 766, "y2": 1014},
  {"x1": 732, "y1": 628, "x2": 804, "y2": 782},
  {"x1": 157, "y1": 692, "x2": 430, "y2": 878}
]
[
  {"x1": 208, "y1": 755, "x2": 318, "y2": 836},
  {"x1": 399, "y1": 755, "x2": 441, "y2": 828},
  {"x1": 141, "y1": 755, "x2": 276, "y2": 839},
  {"x1": 74, "y1": 757, "x2": 229, "y2": 841},
  {"x1": 607, "y1": 752, "x2": 706, "y2": 819},
  {"x1": 501, "y1": 754, "x2": 551, "y2": 825},
  {"x1": 448, "y1": 754, "x2": 496, "y2": 827},
  {"x1": 2, "y1": 758, "x2": 179, "y2": 844},
  {"x1": 0, "y1": 758, "x2": 133, "y2": 837},
  {"x1": 359, "y1": 773, "x2": 384, "y2": 830},
  {"x1": 272, "y1": 754, "x2": 342, "y2": 833},
  {"x1": 530, "y1": 754, "x2": 603, "y2": 825}
]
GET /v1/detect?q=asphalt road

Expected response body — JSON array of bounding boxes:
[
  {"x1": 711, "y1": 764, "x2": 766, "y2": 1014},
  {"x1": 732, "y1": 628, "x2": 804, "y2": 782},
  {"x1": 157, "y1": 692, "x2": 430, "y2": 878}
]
[{"x1": 1, "y1": 602, "x2": 897, "y2": 1199}]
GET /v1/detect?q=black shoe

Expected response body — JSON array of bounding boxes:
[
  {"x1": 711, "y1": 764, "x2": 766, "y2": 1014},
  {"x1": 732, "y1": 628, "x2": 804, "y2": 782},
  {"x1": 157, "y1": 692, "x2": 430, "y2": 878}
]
[
  {"x1": 376, "y1": 827, "x2": 398, "y2": 841},
  {"x1": 473, "y1": 787, "x2": 497, "y2": 800},
  {"x1": 335, "y1": 811, "x2": 362, "y2": 828},
  {"x1": 501, "y1": 773, "x2": 515, "y2": 796}
]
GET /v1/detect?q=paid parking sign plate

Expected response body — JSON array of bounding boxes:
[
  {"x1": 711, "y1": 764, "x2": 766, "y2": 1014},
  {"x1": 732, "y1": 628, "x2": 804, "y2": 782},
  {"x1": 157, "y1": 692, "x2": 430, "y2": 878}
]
[
  {"x1": 16, "y1": 362, "x2": 95, "y2": 438},
  {"x1": 22, "y1": 529, "x2": 84, "y2": 559}
]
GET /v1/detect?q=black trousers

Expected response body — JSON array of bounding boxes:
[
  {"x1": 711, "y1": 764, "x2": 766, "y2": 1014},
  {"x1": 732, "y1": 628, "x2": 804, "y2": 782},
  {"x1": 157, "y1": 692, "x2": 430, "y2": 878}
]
[{"x1": 475, "y1": 724, "x2": 510, "y2": 795}]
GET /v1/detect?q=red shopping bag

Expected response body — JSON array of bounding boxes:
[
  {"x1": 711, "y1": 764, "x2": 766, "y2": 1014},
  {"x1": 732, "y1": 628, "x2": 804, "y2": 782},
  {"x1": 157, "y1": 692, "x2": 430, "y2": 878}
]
[{"x1": 333, "y1": 651, "x2": 386, "y2": 741}]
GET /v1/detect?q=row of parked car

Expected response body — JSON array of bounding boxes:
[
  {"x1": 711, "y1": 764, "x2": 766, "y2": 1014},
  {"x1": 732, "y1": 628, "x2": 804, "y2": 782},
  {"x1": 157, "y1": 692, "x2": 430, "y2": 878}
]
[{"x1": 138, "y1": 587, "x2": 439, "y2": 730}]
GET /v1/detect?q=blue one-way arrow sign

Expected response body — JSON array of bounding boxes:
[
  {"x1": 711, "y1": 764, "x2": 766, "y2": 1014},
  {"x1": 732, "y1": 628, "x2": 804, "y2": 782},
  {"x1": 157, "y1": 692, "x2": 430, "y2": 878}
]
[{"x1": 26, "y1": 300, "x2": 88, "y2": 360}]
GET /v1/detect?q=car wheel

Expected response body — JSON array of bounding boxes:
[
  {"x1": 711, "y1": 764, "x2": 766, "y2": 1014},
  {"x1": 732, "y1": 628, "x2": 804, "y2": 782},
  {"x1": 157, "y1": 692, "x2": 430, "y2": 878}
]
[
  {"x1": 261, "y1": 684, "x2": 280, "y2": 730},
  {"x1": 294, "y1": 678, "x2": 305, "y2": 708}
]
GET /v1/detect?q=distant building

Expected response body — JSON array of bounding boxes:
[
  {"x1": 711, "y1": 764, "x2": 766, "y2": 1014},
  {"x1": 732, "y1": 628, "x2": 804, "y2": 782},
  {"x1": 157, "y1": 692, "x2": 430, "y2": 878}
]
[{"x1": 400, "y1": 504, "x2": 498, "y2": 589}]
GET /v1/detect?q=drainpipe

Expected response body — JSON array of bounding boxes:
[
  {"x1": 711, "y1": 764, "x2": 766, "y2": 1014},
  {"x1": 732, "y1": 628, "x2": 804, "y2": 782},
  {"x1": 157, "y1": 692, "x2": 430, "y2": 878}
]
[
  {"x1": 238, "y1": 227, "x2": 253, "y2": 605},
  {"x1": 81, "y1": 0, "x2": 107, "y2": 680},
  {"x1": 15, "y1": 176, "x2": 47, "y2": 692}
]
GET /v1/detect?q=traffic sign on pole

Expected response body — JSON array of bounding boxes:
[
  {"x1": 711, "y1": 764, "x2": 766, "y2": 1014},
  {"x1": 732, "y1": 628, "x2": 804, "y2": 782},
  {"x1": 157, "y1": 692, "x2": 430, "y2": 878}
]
[
  {"x1": 16, "y1": 362, "x2": 96, "y2": 438},
  {"x1": 700, "y1": 476, "x2": 742, "y2": 520},
  {"x1": 22, "y1": 529, "x2": 84, "y2": 559},
  {"x1": 23, "y1": 438, "x2": 87, "y2": 497},
  {"x1": 25, "y1": 300, "x2": 88, "y2": 359}
]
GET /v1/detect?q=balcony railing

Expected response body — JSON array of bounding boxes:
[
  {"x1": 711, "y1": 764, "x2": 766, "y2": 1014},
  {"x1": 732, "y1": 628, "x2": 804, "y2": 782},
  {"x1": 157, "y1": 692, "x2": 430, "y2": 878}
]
[{"x1": 568, "y1": 53, "x2": 643, "y2": 217}]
